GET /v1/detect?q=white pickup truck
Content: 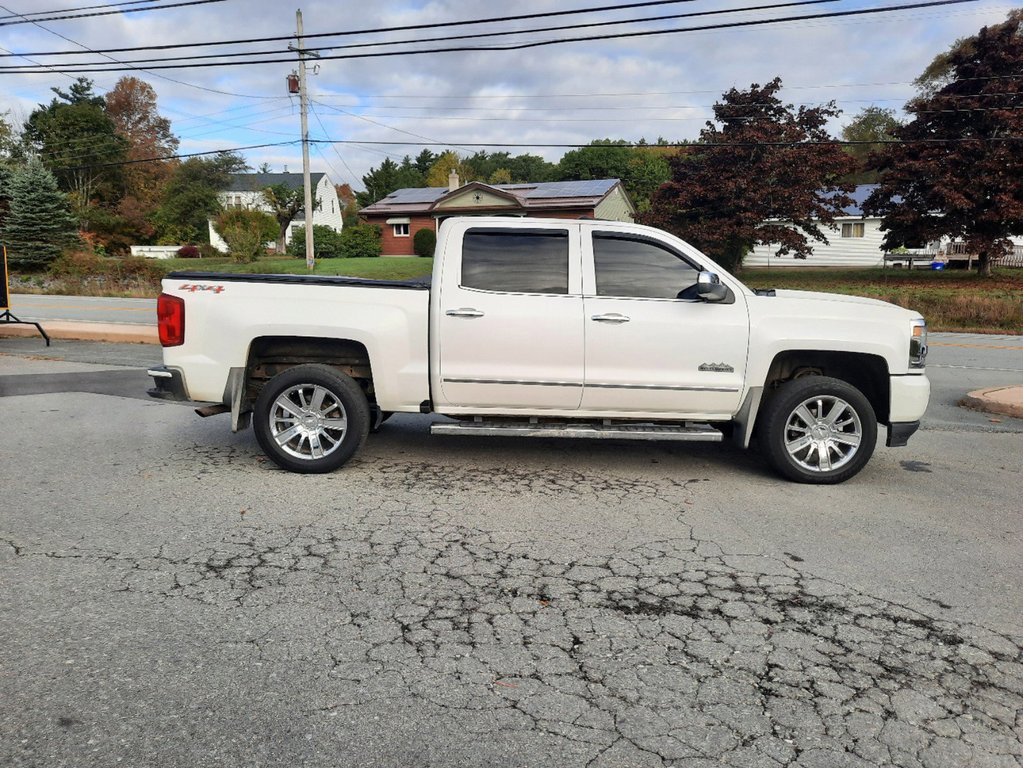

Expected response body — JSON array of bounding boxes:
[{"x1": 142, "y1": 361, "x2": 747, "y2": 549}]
[{"x1": 148, "y1": 216, "x2": 929, "y2": 484}]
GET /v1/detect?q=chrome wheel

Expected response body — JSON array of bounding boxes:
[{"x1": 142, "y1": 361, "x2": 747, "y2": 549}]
[
  {"x1": 762, "y1": 376, "x2": 877, "y2": 484},
  {"x1": 783, "y1": 395, "x2": 862, "y2": 473},
  {"x1": 268, "y1": 383, "x2": 349, "y2": 461}
]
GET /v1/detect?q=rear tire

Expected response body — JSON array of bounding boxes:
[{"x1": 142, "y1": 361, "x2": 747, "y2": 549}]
[
  {"x1": 253, "y1": 364, "x2": 369, "y2": 474},
  {"x1": 761, "y1": 376, "x2": 877, "y2": 484}
]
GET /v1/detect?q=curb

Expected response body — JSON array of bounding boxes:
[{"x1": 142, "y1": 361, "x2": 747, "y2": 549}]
[
  {"x1": 0, "y1": 321, "x2": 158, "y2": 345},
  {"x1": 959, "y1": 386, "x2": 1023, "y2": 420}
]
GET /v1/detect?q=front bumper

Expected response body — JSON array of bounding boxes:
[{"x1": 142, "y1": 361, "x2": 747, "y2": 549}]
[
  {"x1": 147, "y1": 366, "x2": 190, "y2": 401},
  {"x1": 886, "y1": 421, "x2": 920, "y2": 447},
  {"x1": 889, "y1": 373, "x2": 930, "y2": 422}
]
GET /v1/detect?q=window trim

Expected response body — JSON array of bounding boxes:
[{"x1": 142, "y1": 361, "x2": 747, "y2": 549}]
[{"x1": 392, "y1": 222, "x2": 410, "y2": 237}]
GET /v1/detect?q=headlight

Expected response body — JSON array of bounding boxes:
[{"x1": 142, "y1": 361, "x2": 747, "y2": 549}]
[{"x1": 909, "y1": 318, "x2": 927, "y2": 368}]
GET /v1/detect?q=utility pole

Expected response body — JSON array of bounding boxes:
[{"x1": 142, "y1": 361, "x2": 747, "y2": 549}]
[{"x1": 295, "y1": 9, "x2": 315, "y2": 271}]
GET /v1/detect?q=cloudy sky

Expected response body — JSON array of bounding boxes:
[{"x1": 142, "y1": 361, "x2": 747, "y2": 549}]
[{"x1": 0, "y1": 0, "x2": 1014, "y2": 189}]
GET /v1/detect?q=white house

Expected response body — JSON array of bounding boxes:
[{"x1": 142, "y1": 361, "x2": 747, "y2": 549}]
[
  {"x1": 745, "y1": 185, "x2": 890, "y2": 268},
  {"x1": 745, "y1": 184, "x2": 1023, "y2": 268},
  {"x1": 208, "y1": 172, "x2": 343, "y2": 252}
]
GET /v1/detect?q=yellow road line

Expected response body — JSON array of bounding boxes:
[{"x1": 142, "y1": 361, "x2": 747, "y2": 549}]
[{"x1": 930, "y1": 342, "x2": 1023, "y2": 351}]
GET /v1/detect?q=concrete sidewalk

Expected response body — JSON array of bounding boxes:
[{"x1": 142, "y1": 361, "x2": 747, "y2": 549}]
[
  {"x1": 961, "y1": 385, "x2": 1023, "y2": 419},
  {"x1": 0, "y1": 319, "x2": 158, "y2": 344}
]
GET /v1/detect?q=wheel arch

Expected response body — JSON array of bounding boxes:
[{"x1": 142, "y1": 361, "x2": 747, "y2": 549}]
[
  {"x1": 240, "y1": 335, "x2": 375, "y2": 417},
  {"x1": 741, "y1": 349, "x2": 890, "y2": 447}
]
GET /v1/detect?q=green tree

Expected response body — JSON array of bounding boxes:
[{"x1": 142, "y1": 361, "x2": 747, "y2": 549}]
[
  {"x1": 840, "y1": 107, "x2": 901, "y2": 185},
  {"x1": 0, "y1": 160, "x2": 78, "y2": 269},
  {"x1": 864, "y1": 10, "x2": 1023, "y2": 277},
  {"x1": 213, "y1": 208, "x2": 276, "y2": 263},
  {"x1": 356, "y1": 158, "x2": 402, "y2": 208},
  {"x1": 154, "y1": 152, "x2": 247, "y2": 243},
  {"x1": 262, "y1": 183, "x2": 307, "y2": 253},
  {"x1": 0, "y1": 164, "x2": 13, "y2": 229},
  {"x1": 557, "y1": 139, "x2": 672, "y2": 212},
  {"x1": 642, "y1": 79, "x2": 855, "y2": 272},
  {"x1": 23, "y1": 78, "x2": 127, "y2": 214}
]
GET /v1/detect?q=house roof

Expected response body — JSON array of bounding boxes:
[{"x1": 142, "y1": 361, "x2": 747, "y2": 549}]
[
  {"x1": 361, "y1": 178, "x2": 627, "y2": 215},
  {"x1": 225, "y1": 172, "x2": 326, "y2": 192},
  {"x1": 842, "y1": 184, "x2": 880, "y2": 217}
]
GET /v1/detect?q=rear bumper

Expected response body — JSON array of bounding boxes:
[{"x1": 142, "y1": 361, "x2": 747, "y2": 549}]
[{"x1": 147, "y1": 366, "x2": 190, "y2": 401}]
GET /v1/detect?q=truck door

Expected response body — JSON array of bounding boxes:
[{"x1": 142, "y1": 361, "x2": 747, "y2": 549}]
[
  {"x1": 580, "y1": 231, "x2": 749, "y2": 417},
  {"x1": 436, "y1": 224, "x2": 584, "y2": 410}
]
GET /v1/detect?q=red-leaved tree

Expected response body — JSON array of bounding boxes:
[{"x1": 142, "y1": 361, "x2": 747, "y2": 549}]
[
  {"x1": 864, "y1": 11, "x2": 1023, "y2": 277},
  {"x1": 641, "y1": 78, "x2": 855, "y2": 272}
]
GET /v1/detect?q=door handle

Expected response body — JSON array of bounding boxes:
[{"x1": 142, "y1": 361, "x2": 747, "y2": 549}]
[
  {"x1": 446, "y1": 308, "x2": 485, "y2": 318},
  {"x1": 591, "y1": 313, "x2": 630, "y2": 324}
]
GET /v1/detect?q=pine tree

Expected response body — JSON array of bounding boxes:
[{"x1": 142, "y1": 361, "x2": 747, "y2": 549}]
[{"x1": 1, "y1": 160, "x2": 78, "y2": 269}]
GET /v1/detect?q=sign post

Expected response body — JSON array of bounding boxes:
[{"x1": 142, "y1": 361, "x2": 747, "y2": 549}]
[{"x1": 0, "y1": 245, "x2": 51, "y2": 345}]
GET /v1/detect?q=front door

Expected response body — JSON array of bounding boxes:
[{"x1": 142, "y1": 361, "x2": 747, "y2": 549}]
[
  {"x1": 581, "y1": 231, "x2": 749, "y2": 417},
  {"x1": 436, "y1": 224, "x2": 584, "y2": 410}
]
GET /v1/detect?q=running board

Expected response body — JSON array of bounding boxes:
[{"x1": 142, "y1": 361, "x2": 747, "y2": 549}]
[{"x1": 430, "y1": 419, "x2": 724, "y2": 442}]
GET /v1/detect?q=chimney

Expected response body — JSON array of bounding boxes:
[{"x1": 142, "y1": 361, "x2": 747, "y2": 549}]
[{"x1": 448, "y1": 169, "x2": 460, "y2": 192}]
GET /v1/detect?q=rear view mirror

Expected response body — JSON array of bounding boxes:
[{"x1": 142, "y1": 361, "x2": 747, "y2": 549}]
[{"x1": 697, "y1": 271, "x2": 728, "y2": 302}]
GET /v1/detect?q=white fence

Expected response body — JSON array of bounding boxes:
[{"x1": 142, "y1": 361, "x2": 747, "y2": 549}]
[{"x1": 130, "y1": 245, "x2": 181, "y2": 260}]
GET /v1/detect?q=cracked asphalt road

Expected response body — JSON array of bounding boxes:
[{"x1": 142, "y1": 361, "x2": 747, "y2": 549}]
[{"x1": 1, "y1": 354, "x2": 1022, "y2": 767}]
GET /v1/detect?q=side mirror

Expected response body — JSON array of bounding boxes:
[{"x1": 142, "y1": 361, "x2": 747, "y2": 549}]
[{"x1": 697, "y1": 270, "x2": 728, "y2": 302}]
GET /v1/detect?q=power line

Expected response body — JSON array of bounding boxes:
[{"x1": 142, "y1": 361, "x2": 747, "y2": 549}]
[
  {"x1": 0, "y1": 0, "x2": 839, "y2": 68},
  {"x1": 0, "y1": 2, "x2": 276, "y2": 99},
  {"x1": 0, "y1": 0, "x2": 986, "y2": 73},
  {"x1": 53, "y1": 140, "x2": 300, "y2": 171},
  {"x1": 0, "y1": 0, "x2": 168, "y2": 21},
  {"x1": 0, "y1": 0, "x2": 227, "y2": 27},
  {"x1": 1, "y1": 0, "x2": 708, "y2": 57}
]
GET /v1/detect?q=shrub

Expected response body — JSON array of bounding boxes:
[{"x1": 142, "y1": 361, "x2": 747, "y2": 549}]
[
  {"x1": 177, "y1": 244, "x2": 201, "y2": 258},
  {"x1": 213, "y1": 209, "x2": 276, "y2": 263},
  {"x1": 49, "y1": 250, "x2": 105, "y2": 280},
  {"x1": 199, "y1": 243, "x2": 223, "y2": 259},
  {"x1": 413, "y1": 227, "x2": 436, "y2": 257},
  {"x1": 287, "y1": 225, "x2": 344, "y2": 258},
  {"x1": 339, "y1": 224, "x2": 382, "y2": 259}
]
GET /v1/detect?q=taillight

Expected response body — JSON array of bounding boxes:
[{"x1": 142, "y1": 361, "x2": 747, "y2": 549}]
[{"x1": 157, "y1": 293, "x2": 185, "y2": 347}]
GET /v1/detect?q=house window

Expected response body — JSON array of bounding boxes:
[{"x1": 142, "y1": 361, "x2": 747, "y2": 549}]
[
  {"x1": 233, "y1": 195, "x2": 242, "y2": 208},
  {"x1": 393, "y1": 223, "x2": 410, "y2": 237},
  {"x1": 841, "y1": 222, "x2": 865, "y2": 238}
]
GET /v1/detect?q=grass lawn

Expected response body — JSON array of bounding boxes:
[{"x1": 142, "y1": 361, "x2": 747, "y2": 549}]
[
  {"x1": 739, "y1": 267, "x2": 1023, "y2": 334},
  {"x1": 160, "y1": 255, "x2": 435, "y2": 281}
]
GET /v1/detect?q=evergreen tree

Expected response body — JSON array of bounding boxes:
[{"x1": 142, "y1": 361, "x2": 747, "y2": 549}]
[{"x1": 1, "y1": 160, "x2": 78, "y2": 269}]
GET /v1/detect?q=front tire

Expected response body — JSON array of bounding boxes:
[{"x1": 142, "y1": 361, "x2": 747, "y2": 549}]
[
  {"x1": 761, "y1": 376, "x2": 877, "y2": 484},
  {"x1": 253, "y1": 364, "x2": 370, "y2": 474}
]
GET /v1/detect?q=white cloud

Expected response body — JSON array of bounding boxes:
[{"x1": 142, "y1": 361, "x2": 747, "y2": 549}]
[{"x1": 1, "y1": 0, "x2": 1015, "y2": 187}]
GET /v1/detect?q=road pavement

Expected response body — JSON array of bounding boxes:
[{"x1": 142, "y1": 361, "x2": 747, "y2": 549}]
[{"x1": 0, "y1": 337, "x2": 1021, "y2": 768}]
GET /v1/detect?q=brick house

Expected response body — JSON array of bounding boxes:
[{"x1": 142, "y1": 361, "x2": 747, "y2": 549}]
[{"x1": 359, "y1": 173, "x2": 635, "y2": 256}]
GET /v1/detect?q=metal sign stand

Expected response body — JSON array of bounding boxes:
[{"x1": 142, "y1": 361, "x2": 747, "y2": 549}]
[{"x1": 1, "y1": 245, "x2": 50, "y2": 346}]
